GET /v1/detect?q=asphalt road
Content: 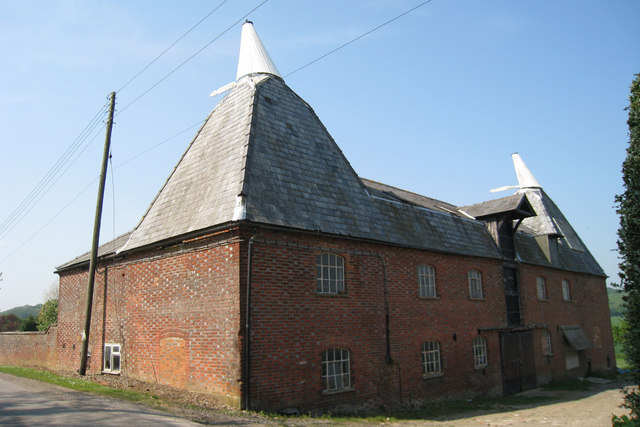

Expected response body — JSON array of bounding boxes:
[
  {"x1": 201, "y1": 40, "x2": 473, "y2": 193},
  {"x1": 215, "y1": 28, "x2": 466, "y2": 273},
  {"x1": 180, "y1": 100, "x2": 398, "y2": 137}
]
[{"x1": 0, "y1": 372, "x2": 200, "y2": 427}]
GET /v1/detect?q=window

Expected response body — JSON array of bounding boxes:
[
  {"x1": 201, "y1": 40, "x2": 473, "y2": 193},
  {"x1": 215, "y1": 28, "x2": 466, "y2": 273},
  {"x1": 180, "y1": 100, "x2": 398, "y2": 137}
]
[
  {"x1": 418, "y1": 264, "x2": 436, "y2": 297},
  {"x1": 421, "y1": 341, "x2": 442, "y2": 376},
  {"x1": 537, "y1": 277, "x2": 547, "y2": 300},
  {"x1": 321, "y1": 348, "x2": 351, "y2": 392},
  {"x1": 103, "y1": 343, "x2": 121, "y2": 374},
  {"x1": 542, "y1": 330, "x2": 553, "y2": 356},
  {"x1": 472, "y1": 336, "x2": 488, "y2": 368},
  {"x1": 468, "y1": 270, "x2": 483, "y2": 299},
  {"x1": 562, "y1": 279, "x2": 571, "y2": 302},
  {"x1": 316, "y1": 253, "x2": 345, "y2": 294}
]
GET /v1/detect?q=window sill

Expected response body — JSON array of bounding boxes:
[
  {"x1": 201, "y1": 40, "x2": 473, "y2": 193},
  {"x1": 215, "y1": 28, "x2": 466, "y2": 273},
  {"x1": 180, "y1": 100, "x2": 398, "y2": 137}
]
[
  {"x1": 422, "y1": 373, "x2": 444, "y2": 380},
  {"x1": 474, "y1": 365, "x2": 488, "y2": 370},
  {"x1": 322, "y1": 387, "x2": 354, "y2": 395},
  {"x1": 468, "y1": 297, "x2": 486, "y2": 301},
  {"x1": 418, "y1": 296, "x2": 439, "y2": 300},
  {"x1": 102, "y1": 371, "x2": 120, "y2": 375},
  {"x1": 316, "y1": 292, "x2": 348, "y2": 297}
]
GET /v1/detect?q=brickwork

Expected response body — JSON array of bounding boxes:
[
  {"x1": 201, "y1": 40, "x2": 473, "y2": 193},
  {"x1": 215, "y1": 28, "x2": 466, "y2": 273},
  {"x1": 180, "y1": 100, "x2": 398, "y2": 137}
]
[
  {"x1": 0, "y1": 327, "x2": 58, "y2": 370},
  {"x1": 56, "y1": 230, "x2": 244, "y2": 407},
  {"x1": 42, "y1": 224, "x2": 616, "y2": 413},
  {"x1": 244, "y1": 227, "x2": 614, "y2": 412}
]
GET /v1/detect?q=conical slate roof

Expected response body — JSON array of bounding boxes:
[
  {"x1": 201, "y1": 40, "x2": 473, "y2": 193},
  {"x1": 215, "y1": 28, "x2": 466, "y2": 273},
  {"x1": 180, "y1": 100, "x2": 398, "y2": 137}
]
[
  {"x1": 120, "y1": 72, "x2": 498, "y2": 258},
  {"x1": 94, "y1": 23, "x2": 602, "y2": 278}
]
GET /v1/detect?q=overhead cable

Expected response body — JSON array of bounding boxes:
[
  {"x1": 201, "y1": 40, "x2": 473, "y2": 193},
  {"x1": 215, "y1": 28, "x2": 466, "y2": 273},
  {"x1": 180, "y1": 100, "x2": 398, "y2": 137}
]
[
  {"x1": 118, "y1": 0, "x2": 269, "y2": 115},
  {"x1": 117, "y1": 0, "x2": 230, "y2": 93},
  {"x1": 0, "y1": 101, "x2": 109, "y2": 239},
  {"x1": 0, "y1": 120, "x2": 202, "y2": 265},
  {"x1": 285, "y1": 0, "x2": 433, "y2": 78}
]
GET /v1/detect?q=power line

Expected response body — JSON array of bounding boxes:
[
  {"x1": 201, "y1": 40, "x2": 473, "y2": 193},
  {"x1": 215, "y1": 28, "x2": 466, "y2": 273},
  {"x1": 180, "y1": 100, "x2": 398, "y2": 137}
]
[
  {"x1": 285, "y1": 0, "x2": 433, "y2": 78},
  {"x1": 0, "y1": 120, "x2": 202, "y2": 265},
  {"x1": 118, "y1": 0, "x2": 269, "y2": 115},
  {"x1": 117, "y1": 0, "x2": 230, "y2": 93},
  {"x1": 0, "y1": 101, "x2": 110, "y2": 239}
]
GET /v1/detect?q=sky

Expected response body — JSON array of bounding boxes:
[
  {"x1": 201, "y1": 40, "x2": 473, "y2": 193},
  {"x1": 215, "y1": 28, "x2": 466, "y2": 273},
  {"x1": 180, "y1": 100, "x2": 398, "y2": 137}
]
[{"x1": 0, "y1": 0, "x2": 638, "y2": 310}]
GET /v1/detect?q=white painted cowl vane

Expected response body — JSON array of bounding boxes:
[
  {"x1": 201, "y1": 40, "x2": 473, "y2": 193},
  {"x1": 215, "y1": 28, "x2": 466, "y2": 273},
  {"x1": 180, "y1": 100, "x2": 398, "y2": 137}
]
[
  {"x1": 236, "y1": 20, "x2": 280, "y2": 80},
  {"x1": 490, "y1": 153, "x2": 541, "y2": 193},
  {"x1": 211, "y1": 21, "x2": 280, "y2": 97},
  {"x1": 512, "y1": 152, "x2": 541, "y2": 189}
]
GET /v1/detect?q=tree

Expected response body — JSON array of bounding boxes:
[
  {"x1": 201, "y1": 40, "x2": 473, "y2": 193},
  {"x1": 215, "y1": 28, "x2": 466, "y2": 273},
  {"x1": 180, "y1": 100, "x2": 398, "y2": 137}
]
[
  {"x1": 36, "y1": 298, "x2": 58, "y2": 331},
  {"x1": 0, "y1": 314, "x2": 20, "y2": 332},
  {"x1": 616, "y1": 73, "x2": 640, "y2": 422},
  {"x1": 18, "y1": 316, "x2": 38, "y2": 331}
]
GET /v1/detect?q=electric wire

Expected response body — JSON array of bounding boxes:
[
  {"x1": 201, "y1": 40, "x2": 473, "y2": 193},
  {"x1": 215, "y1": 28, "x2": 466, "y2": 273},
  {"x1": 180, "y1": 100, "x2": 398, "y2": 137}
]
[
  {"x1": 285, "y1": 0, "x2": 433, "y2": 78},
  {"x1": 0, "y1": 122, "x2": 201, "y2": 265},
  {"x1": 0, "y1": 101, "x2": 109, "y2": 239},
  {"x1": 117, "y1": 0, "x2": 229, "y2": 93},
  {"x1": 118, "y1": 0, "x2": 269, "y2": 115},
  {"x1": 3, "y1": 0, "x2": 430, "y2": 264}
]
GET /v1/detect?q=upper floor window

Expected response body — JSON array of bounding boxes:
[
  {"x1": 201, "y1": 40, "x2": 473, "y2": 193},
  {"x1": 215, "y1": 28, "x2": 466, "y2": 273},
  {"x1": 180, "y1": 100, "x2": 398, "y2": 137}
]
[
  {"x1": 562, "y1": 279, "x2": 571, "y2": 302},
  {"x1": 421, "y1": 341, "x2": 442, "y2": 376},
  {"x1": 542, "y1": 330, "x2": 553, "y2": 355},
  {"x1": 418, "y1": 264, "x2": 436, "y2": 297},
  {"x1": 321, "y1": 348, "x2": 351, "y2": 392},
  {"x1": 468, "y1": 270, "x2": 483, "y2": 299},
  {"x1": 537, "y1": 277, "x2": 547, "y2": 300},
  {"x1": 103, "y1": 343, "x2": 121, "y2": 374},
  {"x1": 472, "y1": 336, "x2": 488, "y2": 368},
  {"x1": 316, "y1": 253, "x2": 345, "y2": 294}
]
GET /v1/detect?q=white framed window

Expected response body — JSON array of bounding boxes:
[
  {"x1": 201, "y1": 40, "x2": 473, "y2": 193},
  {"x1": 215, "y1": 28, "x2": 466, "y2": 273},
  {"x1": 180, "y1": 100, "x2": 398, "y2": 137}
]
[
  {"x1": 316, "y1": 253, "x2": 345, "y2": 294},
  {"x1": 321, "y1": 348, "x2": 351, "y2": 392},
  {"x1": 103, "y1": 343, "x2": 121, "y2": 374},
  {"x1": 421, "y1": 341, "x2": 442, "y2": 376},
  {"x1": 468, "y1": 270, "x2": 483, "y2": 299},
  {"x1": 542, "y1": 330, "x2": 553, "y2": 356},
  {"x1": 562, "y1": 279, "x2": 571, "y2": 302},
  {"x1": 418, "y1": 264, "x2": 436, "y2": 297},
  {"x1": 537, "y1": 277, "x2": 547, "y2": 300},
  {"x1": 472, "y1": 336, "x2": 488, "y2": 368}
]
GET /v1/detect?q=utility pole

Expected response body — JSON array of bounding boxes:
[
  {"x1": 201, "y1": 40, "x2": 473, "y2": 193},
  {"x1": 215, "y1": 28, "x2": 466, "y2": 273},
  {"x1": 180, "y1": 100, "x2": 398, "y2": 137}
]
[{"x1": 79, "y1": 92, "x2": 116, "y2": 375}]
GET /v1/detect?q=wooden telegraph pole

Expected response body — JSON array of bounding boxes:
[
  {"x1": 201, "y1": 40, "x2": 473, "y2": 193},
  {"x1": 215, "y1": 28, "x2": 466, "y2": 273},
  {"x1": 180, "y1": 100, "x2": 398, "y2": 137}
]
[{"x1": 79, "y1": 92, "x2": 116, "y2": 375}]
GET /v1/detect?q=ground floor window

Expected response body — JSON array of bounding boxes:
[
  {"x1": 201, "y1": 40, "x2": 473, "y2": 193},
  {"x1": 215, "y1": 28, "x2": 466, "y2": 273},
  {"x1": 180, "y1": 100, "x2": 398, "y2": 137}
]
[
  {"x1": 542, "y1": 330, "x2": 553, "y2": 356},
  {"x1": 103, "y1": 343, "x2": 121, "y2": 374},
  {"x1": 472, "y1": 336, "x2": 488, "y2": 368},
  {"x1": 321, "y1": 348, "x2": 351, "y2": 392},
  {"x1": 421, "y1": 340, "x2": 442, "y2": 376}
]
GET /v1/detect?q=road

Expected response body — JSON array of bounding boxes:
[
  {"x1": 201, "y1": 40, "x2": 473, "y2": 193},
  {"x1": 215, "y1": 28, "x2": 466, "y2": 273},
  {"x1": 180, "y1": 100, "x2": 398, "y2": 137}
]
[{"x1": 0, "y1": 373, "x2": 200, "y2": 427}]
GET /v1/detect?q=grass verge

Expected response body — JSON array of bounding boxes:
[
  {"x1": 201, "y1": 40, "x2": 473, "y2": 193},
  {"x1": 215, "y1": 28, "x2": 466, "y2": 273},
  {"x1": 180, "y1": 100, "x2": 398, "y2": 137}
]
[{"x1": 0, "y1": 365, "x2": 159, "y2": 405}]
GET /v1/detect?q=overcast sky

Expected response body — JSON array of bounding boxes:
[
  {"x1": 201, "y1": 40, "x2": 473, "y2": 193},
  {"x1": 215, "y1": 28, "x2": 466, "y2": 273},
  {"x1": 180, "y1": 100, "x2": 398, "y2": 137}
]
[{"x1": 1, "y1": 0, "x2": 638, "y2": 310}]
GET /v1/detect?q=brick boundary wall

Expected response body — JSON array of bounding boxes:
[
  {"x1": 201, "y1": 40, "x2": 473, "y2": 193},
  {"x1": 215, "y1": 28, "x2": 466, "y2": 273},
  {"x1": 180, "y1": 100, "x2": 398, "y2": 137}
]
[{"x1": 0, "y1": 325, "x2": 58, "y2": 370}]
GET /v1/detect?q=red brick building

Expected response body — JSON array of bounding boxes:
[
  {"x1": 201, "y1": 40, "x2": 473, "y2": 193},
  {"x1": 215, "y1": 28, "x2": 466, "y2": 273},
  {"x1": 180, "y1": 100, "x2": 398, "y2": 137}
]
[{"x1": 53, "y1": 22, "x2": 614, "y2": 412}]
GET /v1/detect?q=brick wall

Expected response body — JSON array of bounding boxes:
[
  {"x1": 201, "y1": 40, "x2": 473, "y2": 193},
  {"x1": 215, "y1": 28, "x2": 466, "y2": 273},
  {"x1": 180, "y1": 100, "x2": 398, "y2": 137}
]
[
  {"x1": 56, "y1": 229, "x2": 243, "y2": 407},
  {"x1": 51, "y1": 224, "x2": 614, "y2": 413},
  {"x1": 244, "y1": 227, "x2": 614, "y2": 412},
  {"x1": 0, "y1": 326, "x2": 58, "y2": 370}
]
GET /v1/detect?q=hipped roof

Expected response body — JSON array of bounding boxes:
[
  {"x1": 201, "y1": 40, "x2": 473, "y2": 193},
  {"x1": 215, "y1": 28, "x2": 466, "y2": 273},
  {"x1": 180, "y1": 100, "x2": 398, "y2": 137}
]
[
  {"x1": 56, "y1": 23, "x2": 605, "y2": 278},
  {"x1": 118, "y1": 74, "x2": 498, "y2": 258}
]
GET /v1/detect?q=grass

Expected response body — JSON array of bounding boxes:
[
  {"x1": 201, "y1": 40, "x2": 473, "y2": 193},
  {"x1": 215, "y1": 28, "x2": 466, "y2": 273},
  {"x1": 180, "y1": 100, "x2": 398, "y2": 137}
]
[
  {"x1": 542, "y1": 377, "x2": 591, "y2": 391},
  {"x1": 295, "y1": 395, "x2": 556, "y2": 424},
  {"x1": 0, "y1": 365, "x2": 158, "y2": 404},
  {"x1": 0, "y1": 365, "x2": 600, "y2": 425}
]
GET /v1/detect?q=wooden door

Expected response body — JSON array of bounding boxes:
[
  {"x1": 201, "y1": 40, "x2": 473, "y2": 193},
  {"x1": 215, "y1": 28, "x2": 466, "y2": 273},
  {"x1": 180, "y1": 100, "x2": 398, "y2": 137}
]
[{"x1": 500, "y1": 330, "x2": 537, "y2": 395}]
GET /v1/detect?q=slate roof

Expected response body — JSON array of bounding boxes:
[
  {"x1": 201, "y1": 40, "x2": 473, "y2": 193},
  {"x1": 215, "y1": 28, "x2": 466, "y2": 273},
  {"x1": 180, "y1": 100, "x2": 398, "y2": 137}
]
[
  {"x1": 58, "y1": 73, "x2": 605, "y2": 278},
  {"x1": 56, "y1": 231, "x2": 132, "y2": 271},
  {"x1": 460, "y1": 194, "x2": 535, "y2": 220}
]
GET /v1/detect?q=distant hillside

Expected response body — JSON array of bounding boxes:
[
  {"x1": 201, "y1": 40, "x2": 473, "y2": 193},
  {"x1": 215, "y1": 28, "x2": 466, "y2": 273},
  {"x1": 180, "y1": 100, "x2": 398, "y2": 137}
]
[
  {"x1": 608, "y1": 287, "x2": 625, "y2": 317},
  {"x1": 0, "y1": 304, "x2": 42, "y2": 319}
]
